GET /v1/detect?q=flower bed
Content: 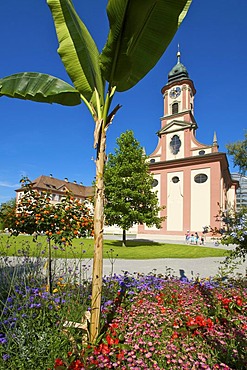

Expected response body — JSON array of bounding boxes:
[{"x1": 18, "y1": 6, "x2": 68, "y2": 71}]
[{"x1": 0, "y1": 267, "x2": 246, "y2": 369}]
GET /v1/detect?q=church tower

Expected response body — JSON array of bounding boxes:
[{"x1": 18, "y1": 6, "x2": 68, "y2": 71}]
[{"x1": 137, "y1": 50, "x2": 238, "y2": 241}]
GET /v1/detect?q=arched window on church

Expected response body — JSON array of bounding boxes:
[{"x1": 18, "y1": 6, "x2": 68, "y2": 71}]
[{"x1": 172, "y1": 102, "x2": 178, "y2": 114}]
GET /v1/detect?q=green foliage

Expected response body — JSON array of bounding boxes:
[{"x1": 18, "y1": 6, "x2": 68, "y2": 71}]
[
  {"x1": 220, "y1": 206, "x2": 247, "y2": 262},
  {"x1": 100, "y1": 0, "x2": 192, "y2": 92},
  {"x1": 0, "y1": 198, "x2": 16, "y2": 230},
  {"x1": 0, "y1": 253, "x2": 93, "y2": 369},
  {"x1": 47, "y1": 0, "x2": 105, "y2": 111},
  {"x1": 104, "y1": 130, "x2": 164, "y2": 233},
  {"x1": 7, "y1": 177, "x2": 93, "y2": 246},
  {"x1": 0, "y1": 234, "x2": 229, "y2": 259},
  {"x1": 226, "y1": 131, "x2": 247, "y2": 175},
  {"x1": 0, "y1": 72, "x2": 81, "y2": 106}
]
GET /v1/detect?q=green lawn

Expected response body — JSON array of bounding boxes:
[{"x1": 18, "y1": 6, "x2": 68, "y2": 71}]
[{"x1": 0, "y1": 234, "x2": 229, "y2": 259}]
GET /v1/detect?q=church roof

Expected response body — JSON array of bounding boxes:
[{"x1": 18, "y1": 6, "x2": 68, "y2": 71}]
[{"x1": 167, "y1": 49, "x2": 189, "y2": 83}]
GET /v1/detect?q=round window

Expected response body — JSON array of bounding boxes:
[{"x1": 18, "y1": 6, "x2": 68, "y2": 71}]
[
  {"x1": 150, "y1": 158, "x2": 155, "y2": 163},
  {"x1": 152, "y1": 179, "x2": 159, "y2": 187},
  {"x1": 172, "y1": 176, "x2": 180, "y2": 183},
  {"x1": 199, "y1": 150, "x2": 205, "y2": 156},
  {"x1": 194, "y1": 174, "x2": 208, "y2": 184}
]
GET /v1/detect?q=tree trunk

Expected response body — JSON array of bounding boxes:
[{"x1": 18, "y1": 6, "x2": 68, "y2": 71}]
[
  {"x1": 122, "y1": 229, "x2": 126, "y2": 247},
  {"x1": 47, "y1": 238, "x2": 52, "y2": 294},
  {"x1": 90, "y1": 127, "x2": 107, "y2": 343}
]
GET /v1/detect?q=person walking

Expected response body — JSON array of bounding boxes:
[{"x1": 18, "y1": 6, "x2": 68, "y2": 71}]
[
  {"x1": 200, "y1": 235, "x2": 205, "y2": 245},
  {"x1": 185, "y1": 230, "x2": 190, "y2": 244}
]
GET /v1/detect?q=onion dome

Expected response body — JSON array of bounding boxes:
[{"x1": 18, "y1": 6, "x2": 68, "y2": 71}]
[{"x1": 168, "y1": 49, "x2": 189, "y2": 83}]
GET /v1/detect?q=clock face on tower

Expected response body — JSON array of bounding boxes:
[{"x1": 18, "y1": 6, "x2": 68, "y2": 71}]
[{"x1": 169, "y1": 86, "x2": 181, "y2": 99}]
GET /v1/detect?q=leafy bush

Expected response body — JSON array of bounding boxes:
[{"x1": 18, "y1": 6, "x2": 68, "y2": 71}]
[{"x1": 220, "y1": 207, "x2": 247, "y2": 262}]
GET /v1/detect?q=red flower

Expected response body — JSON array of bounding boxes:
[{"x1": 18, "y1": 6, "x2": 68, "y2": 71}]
[
  {"x1": 117, "y1": 351, "x2": 125, "y2": 361},
  {"x1": 106, "y1": 334, "x2": 119, "y2": 345},
  {"x1": 186, "y1": 317, "x2": 196, "y2": 327},
  {"x1": 109, "y1": 323, "x2": 118, "y2": 329},
  {"x1": 235, "y1": 296, "x2": 243, "y2": 306},
  {"x1": 68, "y1": 359, "x2": 84, "y2": 369},
  {"x1": 221, "y1": 298, "x2": 231, "y2": 309},
  {"x1": 54, "y1": 358, "x2": 66, "y2": 369},
  {"x1": 94, "y1": 343, "x2": 110, "y2": 355},
  {"x1": 186, "y1": 315, "x2": 213, "y2": 330},
  {"x1": 206, "y1": 318, "x2": 214, "y2": 329}
]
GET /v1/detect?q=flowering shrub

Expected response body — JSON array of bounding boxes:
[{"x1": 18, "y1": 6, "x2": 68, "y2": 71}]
[
  {"x1": 6, "y1": 177, "x2": 94, "y2": 245},
  {"x1": 52, "y1": 275, "x2": 247, "y2": 370},
  {"x1": 2, "y1": 177, "x2": 94, "y2": 293}
]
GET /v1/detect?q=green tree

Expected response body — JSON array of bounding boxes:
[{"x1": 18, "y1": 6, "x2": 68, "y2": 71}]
[
  {"x1": 0, "y1": 0, "x2": 192, "y2": 342},
  {"x1": 0, "y1": 198, "x2": 16, "y2": 230},
  {"x1": 104, "y1": 130, "x2": 164, "y2": 246},
  {"x1": 8, "y1": 177, "x2": 93, "y2": 293},
  {"x1": 226, "y1": 131, "x2": 247, "y2": 175}
]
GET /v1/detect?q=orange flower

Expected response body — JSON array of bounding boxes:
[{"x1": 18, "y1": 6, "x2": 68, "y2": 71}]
[{"x1": 171, "y1": 331, "x2": 179, "y2": 339}]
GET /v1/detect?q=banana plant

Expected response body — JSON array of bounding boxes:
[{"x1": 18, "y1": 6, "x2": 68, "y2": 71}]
[{"x1": 0, "y1": 0, "x2": 192, "y2": 342}]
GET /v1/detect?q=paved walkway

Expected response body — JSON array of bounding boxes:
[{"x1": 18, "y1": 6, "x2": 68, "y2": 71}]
[
  {"x1": 4, "y1": 237, "x2": 246, "y2": 280},
  {"x1": 101, "y1": 257, "x2": 247, "y2": 279},
  {"x1": 101, "y1": 235, "x2": 246, "y2": 279}
]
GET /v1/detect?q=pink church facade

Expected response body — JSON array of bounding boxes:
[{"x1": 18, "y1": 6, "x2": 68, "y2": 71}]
[{"x1": 138, "y1": 52, "x2": 238, "y2": 241}]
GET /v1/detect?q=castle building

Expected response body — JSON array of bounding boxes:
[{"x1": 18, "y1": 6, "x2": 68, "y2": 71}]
[
  {"x1": 16, "y1": 175, "x2": 94, "y2": 204},
  {"x1": 138, "y1": 51, "x2": 238, "y2": 241}
]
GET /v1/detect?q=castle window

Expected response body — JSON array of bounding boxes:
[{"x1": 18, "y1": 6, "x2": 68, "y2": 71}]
[
  {"x1": 172, "y1": 176, "x2": 180, "y2": 183},
  {"x1": 194, "y1": 174, "x2": 208, "y2": 184},
  {"x1": 172, "y1": 102, "x2": 178, "y2": 114},
  {"x1": 152, "y1": 179, "x2": 159, "y2": 187},
  {"x1": 170, "y1": 135, "x2": 181, "y2": 155}
]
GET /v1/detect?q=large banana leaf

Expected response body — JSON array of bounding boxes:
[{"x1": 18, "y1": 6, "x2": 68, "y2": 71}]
[
  {"x1": 0, "y1": 72, "x2": 81, "y2": 106},
  {"x1": 47, "y1": 0, "x2": 105, "y2": 109},
  {"x1": 100, "y1": 0, "x2": 192, "y2": 91}
]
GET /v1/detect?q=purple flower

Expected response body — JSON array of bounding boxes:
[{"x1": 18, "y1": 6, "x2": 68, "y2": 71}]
[
  {"x1": 0, "y1": 334, "x2": 7, "y2": 345},
  {"x1": 2, "y1": 354, "x2": 10, "y2": 361}
]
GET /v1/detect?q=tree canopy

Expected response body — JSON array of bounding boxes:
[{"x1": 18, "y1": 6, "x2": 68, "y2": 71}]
[
  {"x1": 226, "y1": 132, "x2": 247, "y2": 175},
  {"x1": 104, "y1": 130, "x2": 164, "y2": 245},
  {"x1": 0, "y1": 198, "x2": 16, "y2": 231},
  {"x1": 8, "y1": 178, "x2": 93, "y2": 244}
]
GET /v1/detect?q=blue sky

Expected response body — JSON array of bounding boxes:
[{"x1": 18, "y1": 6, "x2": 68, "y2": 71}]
[{"x1": 0, "y1": 0, "x2": 246, "y2": 203}]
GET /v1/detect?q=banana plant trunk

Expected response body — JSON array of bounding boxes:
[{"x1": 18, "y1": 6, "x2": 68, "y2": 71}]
[
  {"x1": 90, "y1": 126, "x2": 107, "y2": 343},
  {"x1": 47, "y1": 238, "x2": 52, "y2": 294}
]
